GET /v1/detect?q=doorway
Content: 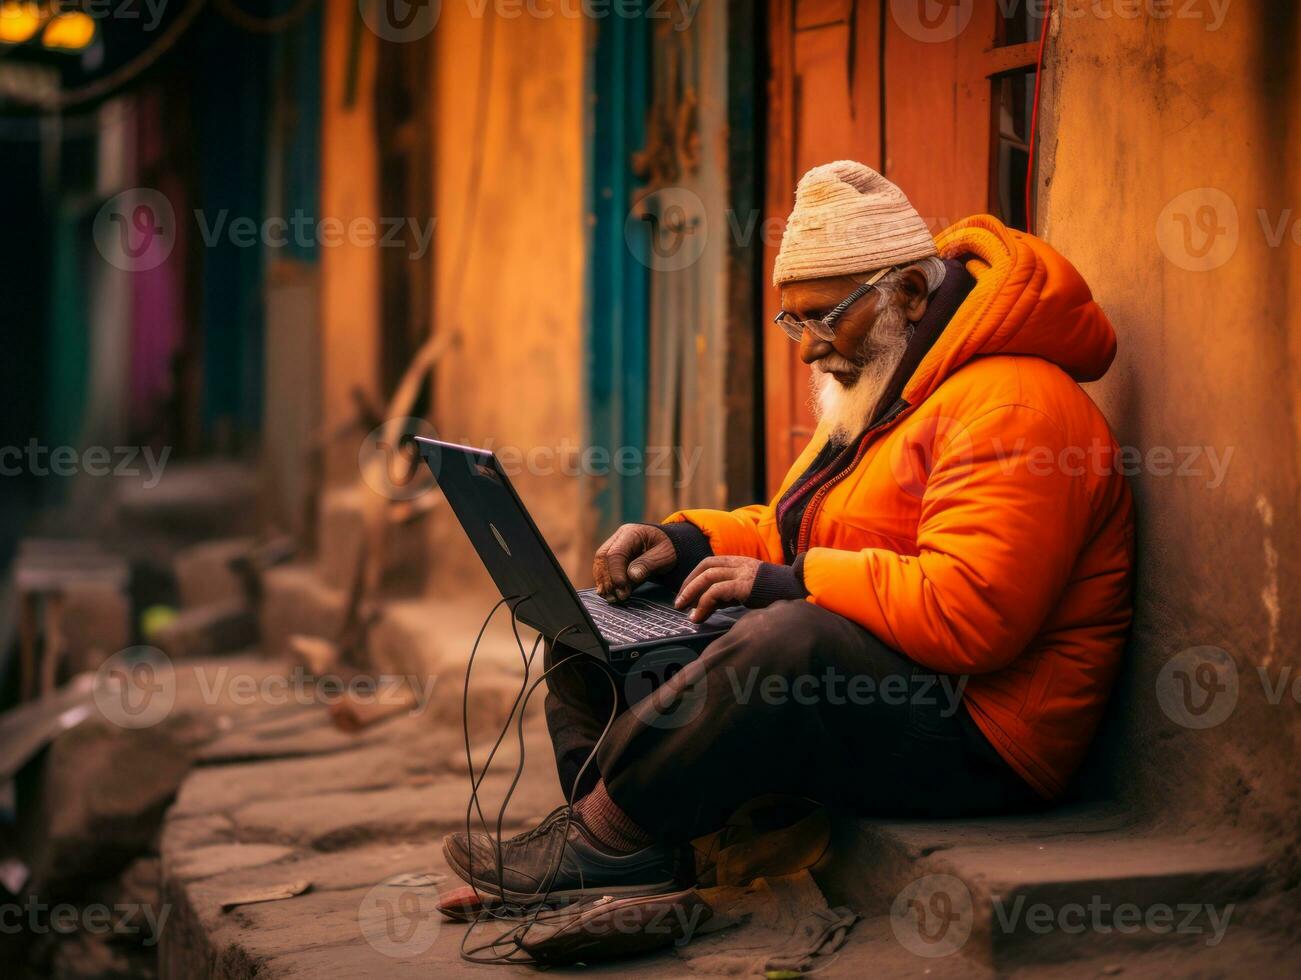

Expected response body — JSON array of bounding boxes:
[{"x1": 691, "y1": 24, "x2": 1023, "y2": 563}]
[{"x1": 762, "y1": 0, "x2": 1044, "y2": 489}]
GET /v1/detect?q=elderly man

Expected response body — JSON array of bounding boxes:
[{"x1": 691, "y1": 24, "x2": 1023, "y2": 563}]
[{"x1": 444, "y1": 162, "x2": 1134, "y2": 903}]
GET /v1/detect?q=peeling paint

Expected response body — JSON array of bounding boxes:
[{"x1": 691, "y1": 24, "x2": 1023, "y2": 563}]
[{"x1": 1255, "y1": 494, "x2": 1281, "y2": 667}]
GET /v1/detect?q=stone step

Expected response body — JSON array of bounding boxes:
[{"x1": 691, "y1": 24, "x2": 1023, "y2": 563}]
[
  {"x1": 172, "y1": 538, "x2": 255, "y2": 608},
  {"x1": 152, "y1": 600, "x2": 259, "y2": 660},
  {"x1": 316, "y1": 484, "x2": 428, "y2": 596},
  {"x1": 367, "y1": 592, "x2": 541, "y2": 732},
  {"x1": 817, "y1": 805, "x2": 1276, "y2": 969},
  {"x1": 259, "y1": 563, "x2": 349, "y2": 661},
  {"x1": 113, "y1": 461, "x2": 260, "y2": 542}
]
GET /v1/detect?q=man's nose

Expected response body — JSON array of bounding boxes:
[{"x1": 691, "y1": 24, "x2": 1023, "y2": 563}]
[{"x1": 799, "y1": 329, "x2": 832, "y2": 365}]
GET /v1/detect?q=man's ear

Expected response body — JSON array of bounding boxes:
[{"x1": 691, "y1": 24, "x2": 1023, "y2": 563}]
[{"x1": 900, "y1": 267, "x2": 930, "y2": 324}]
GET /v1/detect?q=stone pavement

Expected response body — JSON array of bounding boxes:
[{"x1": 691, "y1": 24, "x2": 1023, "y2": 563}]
[
  {"x1": 150, "y1": 656, "x2": 1301, "y2": 979},
  {"x1": 158, "y1": 698, "x2": 561, "y2": 979}
]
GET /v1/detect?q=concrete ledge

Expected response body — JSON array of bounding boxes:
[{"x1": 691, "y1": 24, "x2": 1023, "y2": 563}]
[
  {"x1": 154, "y1": 600, "x2": 259, "y2": 660},
  {"x1": 174, "y1": 538, "x2": 255, "y2": 608},
  {"x1": 818, "y1": 805, "x2": 1277, "y2": 968},
  {"x1": 259, "y1": 564, "x2": 348, "y2": 661},
  {"x1": 316, "y1": 485, "x2": 429, "y2": 596}
]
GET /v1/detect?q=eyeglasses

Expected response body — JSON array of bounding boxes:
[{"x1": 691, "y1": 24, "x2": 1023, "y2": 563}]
[{"x1": 773, "y1": 266, "x2": 893, "y2": 342}]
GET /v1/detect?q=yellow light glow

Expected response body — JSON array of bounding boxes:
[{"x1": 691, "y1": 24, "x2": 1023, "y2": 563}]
[
  {"x1": 42, "y1": 10, "x2": 95, "y2": 50},
  {"x1": 0, "y1": 2, "x2": 45, "y2": 45}
]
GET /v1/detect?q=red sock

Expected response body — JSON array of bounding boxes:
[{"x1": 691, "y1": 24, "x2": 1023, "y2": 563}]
[{"x1": 573, "y1": 780, "x2": 654, "y2": 854}]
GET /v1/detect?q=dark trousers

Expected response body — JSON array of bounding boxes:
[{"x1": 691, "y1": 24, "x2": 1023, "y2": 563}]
[{"x1": 544, "y1": 600, "x2": 1041, "y2": 842}]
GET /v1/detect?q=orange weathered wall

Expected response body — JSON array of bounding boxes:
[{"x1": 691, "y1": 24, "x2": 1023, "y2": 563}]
[
  {"x1": 320, "y1": 0, "x2": 381, "y2": 484},
  {"x1": 426, "y1": 6, "x2": 589, "y2": 589},
  {"x1": 1040, "y1": 0, "x2": 1301, "y2": 836}
]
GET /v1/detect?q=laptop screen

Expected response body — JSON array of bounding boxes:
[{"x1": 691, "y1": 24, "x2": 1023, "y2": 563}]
[{"x1": 416, "y1": 438, "x2": 604, "y2": 656}]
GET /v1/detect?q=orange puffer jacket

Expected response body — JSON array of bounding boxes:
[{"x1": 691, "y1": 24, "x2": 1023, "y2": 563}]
[{"x1": 666, "y1": 215, "x2": 1134, "y2": 800}]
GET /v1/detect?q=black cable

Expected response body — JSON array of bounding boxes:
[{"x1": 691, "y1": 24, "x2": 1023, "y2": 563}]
[
  {"x1": 13, "y1": 0, "x2": 210, "y2": 111},
  {"x1": 456, "y1": 599, "x2": 622, "y2": 965},
  {"x1": 461, "y1": 595, "x2": 532, "y2": 838},
  {"x1": 459, "y1": 655, "x2": 621, "y2": 965},
  {"x1": 211, "y1": 0, "x2": 317, "y2": 34},
  {"x1": 452, "y1": 608, "x2": 834, "y2": 965}
]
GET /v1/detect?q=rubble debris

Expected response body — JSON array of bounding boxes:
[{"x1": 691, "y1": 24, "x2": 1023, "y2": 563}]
[
  {"x1": 13, "y1": 540, "x2": 130, "y2": 699},
  {"x1": 150, "y1": 600, "x2": 257, "y2": 660},
  {"x1": 0, "y1": 858, "x2": 30, "y2": 893},
  {"x1": 286, "y1": 633, "x2": 340, "y2": 676},
  {"x1": 385, "y1": 872, "x2": 444, "y2": 887},
  {"x1": 327, "y1": 676, "x2": 418, "y2": 733},
  {"x1": 173, "y1": 538, "x2": 256, "y2": 609},
  {"x1": 219, "y1": 879, "x2": 311, "y2": 911},
  {"x1": 0, "y1": 673, "x2": 97, "y2": 783}
]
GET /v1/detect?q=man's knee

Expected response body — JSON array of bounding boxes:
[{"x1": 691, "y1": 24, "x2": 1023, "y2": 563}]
[{"x1": 709, "y1": 599, "x2": 848, "y2": 676}]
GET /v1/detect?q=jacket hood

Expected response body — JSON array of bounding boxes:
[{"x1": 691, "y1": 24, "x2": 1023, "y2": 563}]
[{"x1": 902, "y1": 215, "x2": 1116, "y2": 406}]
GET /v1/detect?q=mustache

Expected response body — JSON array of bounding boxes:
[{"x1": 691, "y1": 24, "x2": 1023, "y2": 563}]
[{"x1": 814, "y1": 353, "x2": 859, "y2": 375}]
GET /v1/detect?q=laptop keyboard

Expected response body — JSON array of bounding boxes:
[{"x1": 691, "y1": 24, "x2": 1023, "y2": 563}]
[{"x1": 580, "y1": 592, "x2": 702, "y2": 645}]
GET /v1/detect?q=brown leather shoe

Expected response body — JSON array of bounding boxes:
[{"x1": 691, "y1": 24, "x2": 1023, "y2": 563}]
[{"x1": 443, "y1": 806, "x2": 691, "y2": 904}]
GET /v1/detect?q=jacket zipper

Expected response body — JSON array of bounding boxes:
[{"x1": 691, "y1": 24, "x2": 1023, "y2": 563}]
[{"x1": 795, "y1": 400, "x2": 910, "y2": 555}]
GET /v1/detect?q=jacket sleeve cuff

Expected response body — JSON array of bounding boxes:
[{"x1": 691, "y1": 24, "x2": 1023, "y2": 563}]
[
  {"x1": 748, "y1": 554, "x2": 809, "y2": 606},
  {"x1": 652, "y1": 521, "x2": 714, "y2": 592}
]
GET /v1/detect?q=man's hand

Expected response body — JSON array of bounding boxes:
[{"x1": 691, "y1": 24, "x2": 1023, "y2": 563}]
[
  {"x1": 675, "y1": 555, "x2": 762, "y2": 623},
  {"x1": 593, "y1": 524, "x2": 677, "y2": 602}
]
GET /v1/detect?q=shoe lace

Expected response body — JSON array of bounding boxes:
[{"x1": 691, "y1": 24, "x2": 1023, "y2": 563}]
[{"x1": 512, "y1": 805, "x2": 572, "y2": 844}]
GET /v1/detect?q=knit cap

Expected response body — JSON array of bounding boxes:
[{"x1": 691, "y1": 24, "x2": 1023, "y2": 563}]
[{"x1": 772, "y1": 161, "x2": 937, "y2": 285}]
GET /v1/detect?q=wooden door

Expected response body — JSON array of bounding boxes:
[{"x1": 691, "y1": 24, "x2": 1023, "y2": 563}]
[
  {"x1": 763, "y1": 0, "x2": 881, "y2": 492},
  {"x1": 762, "y1": 0, "x2": 1039, "y2": 491}
]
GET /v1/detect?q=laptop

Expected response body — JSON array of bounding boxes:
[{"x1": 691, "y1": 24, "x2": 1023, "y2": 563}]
[{"x1": 416, "y1": 438, "x2": 741, "y2": 673}]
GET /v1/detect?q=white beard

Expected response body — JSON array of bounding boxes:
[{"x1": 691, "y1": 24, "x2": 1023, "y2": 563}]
[{"x1": 809, "y1": 306, "x2": 911, "y2": 444}]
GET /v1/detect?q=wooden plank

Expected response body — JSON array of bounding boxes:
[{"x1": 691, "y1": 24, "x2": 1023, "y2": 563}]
[
  {"x1": 586, "y1": 6, "x2": 650, "y2": 534},
  {"x1": 981, "y1": 40, "x2": 1039, "y2": 78},
  {"x1": 883, "y1": 1, "x2": 998, "y2": 233},
  {"x1": 795, "y1": 0, "x2": 851, "y2": 30},
  {"x1": 763, "y1": 0, "x2": 798, "y2": 496},
  {"x1": 722, "y1": 0, "x2": 765, "y2": 507},
  {"x1": 763, "y1": 0, "x2": 883, "y2": 493}
]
